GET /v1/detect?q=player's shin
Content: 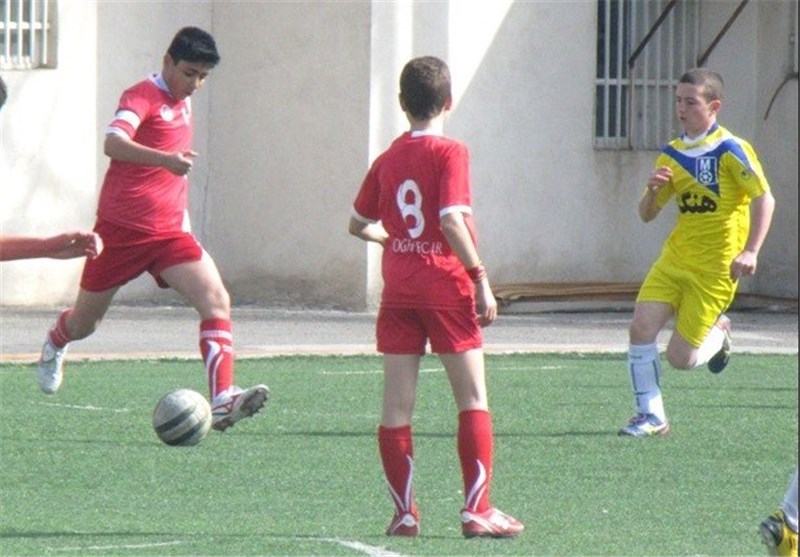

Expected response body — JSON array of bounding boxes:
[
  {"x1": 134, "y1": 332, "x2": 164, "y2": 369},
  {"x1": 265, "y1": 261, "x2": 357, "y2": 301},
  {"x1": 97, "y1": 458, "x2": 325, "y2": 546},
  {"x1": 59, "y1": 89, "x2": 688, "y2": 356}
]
[
  {"x1": 628, "y1": 343, "x2": 666, "y2": 421},
  {"x1": 200, "y1": 318, "x2": 234, "y2": 400},
  {"x1": 458, "y1": 409, "x2": 493, "y2": 513}
]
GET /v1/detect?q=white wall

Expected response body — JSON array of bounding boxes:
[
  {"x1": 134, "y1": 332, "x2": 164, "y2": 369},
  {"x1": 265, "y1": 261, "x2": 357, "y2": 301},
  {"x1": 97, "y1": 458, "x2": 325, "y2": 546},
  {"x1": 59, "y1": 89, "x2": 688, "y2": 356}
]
[
  {"x1": 207, "y1": 1, "x2": 372, "y2": 309},
  {"x1": 0, "y1": 0, "x2": 98, "y2": 305},
  {"x1": 1, "y1": 0, "x2": 797, "y2": 309}
]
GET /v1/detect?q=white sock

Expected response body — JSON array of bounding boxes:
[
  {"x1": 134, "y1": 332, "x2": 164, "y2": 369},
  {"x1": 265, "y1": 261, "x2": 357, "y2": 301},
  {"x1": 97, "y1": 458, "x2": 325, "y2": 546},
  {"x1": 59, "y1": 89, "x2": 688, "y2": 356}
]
[
  {"x1": 628, "y1": 343, "x2": 666, "y2": 422},
  {"x1": 693, "y1": 323, "x2": 725, "y2": 368},
  {"x1": 782, "y1": 467, "x2": 798, "y2": 532}
]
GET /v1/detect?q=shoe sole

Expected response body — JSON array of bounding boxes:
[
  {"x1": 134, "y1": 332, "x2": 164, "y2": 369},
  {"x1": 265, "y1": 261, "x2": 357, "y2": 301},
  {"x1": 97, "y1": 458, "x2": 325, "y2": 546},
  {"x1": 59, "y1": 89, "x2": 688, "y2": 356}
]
[
  {"x1": 463, "y1": 530, "x2": 523, "y2": 539},
  {"x1": 708, "y1": 321, "x2": 731, "y2": 374},
  {"x1": 618, "y1": 423, "x2": 670, "y2": 437},
  {"x1": 213, "y1": 387, "x2": 269, "y2": 432},
  {"x1": 386, "y1": 526, "x2": 420, "y2": 537},
  {"x1": 758, "y1": 523, "x2": 780, "y2": 556},
  {"x1": 707, "y1": 347, "x2": 730, "y2": 374}
]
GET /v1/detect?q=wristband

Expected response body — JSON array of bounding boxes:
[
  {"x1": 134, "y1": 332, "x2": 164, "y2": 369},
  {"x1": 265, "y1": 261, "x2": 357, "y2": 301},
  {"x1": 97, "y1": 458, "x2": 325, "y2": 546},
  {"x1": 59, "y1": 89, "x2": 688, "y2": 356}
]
[{"x1": 466, "y1": 263, "x2": 487, "y2": 283}]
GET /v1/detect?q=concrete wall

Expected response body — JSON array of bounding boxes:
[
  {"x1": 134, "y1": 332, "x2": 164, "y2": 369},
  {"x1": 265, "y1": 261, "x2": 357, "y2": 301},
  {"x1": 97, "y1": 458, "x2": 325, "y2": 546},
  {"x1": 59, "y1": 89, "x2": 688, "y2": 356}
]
[
  {"x1": 207, "y1": 1, "x2": 371, "y2": 309},
  {"x1": 1, "y1": 0, "x2": 797, "y2": 310},
  {"x1": 0, "y1": 0, "x2": 99, "y2": 305},
  {"x1": 751, "y1": 0, "x2": 799, "y2": 298}
]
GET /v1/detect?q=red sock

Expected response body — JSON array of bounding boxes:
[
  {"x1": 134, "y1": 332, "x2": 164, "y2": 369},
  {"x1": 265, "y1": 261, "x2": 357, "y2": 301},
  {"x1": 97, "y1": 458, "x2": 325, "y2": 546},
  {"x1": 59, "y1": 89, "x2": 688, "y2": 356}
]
[
  {"x1": 200, "y1": 318, "x2": 234, "y2": 400},
  {"x1": 48, "y1": 309, "x2": 74, "y2": 348},
  {"x1": 378, "y1": 425, "x2": 416, "y2": 515},
  {"x1": 458, "y1": 409, "x2": 493, "y2": 512}
]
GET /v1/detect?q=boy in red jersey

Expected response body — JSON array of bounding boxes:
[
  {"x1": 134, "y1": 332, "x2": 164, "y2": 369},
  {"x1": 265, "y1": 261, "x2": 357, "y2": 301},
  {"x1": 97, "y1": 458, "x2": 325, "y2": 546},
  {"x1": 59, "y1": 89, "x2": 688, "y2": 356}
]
[
  {"x1": 36, "y1": 28, "x2": 268, "y2": 432},
  {"x1": 349, "y1": 56, "x2": 523, "y2": 539}
]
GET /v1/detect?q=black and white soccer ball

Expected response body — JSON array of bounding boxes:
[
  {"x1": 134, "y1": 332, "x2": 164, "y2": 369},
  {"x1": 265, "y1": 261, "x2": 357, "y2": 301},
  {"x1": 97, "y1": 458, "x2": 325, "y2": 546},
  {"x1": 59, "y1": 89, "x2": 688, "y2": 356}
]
[{"x1": 152, "y1": 388, "x2": 212, "y2": 446}]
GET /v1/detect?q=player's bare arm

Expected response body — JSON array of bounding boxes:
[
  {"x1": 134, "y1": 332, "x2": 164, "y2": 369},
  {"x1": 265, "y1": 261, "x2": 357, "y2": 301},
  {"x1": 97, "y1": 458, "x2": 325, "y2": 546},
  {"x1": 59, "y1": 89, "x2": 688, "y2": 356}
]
[
  {"x1": 639, "y1": 166, "x2": 672, "y2": 222},
  {"x1": 104, "y1": 133, "x2": 197, "y2": 176},
  {"x1": 0, "y1": 231, "x2": 103, "y2": 261},
  {"x1": 348, "y1": 216, "x2": 388, "y2": 247},
  {"x1": 730, "y1": 190, "x2": 776, "y2": 280},
  {"x1": 440, "y1": 212, "x2": 497, "y2": 326}
]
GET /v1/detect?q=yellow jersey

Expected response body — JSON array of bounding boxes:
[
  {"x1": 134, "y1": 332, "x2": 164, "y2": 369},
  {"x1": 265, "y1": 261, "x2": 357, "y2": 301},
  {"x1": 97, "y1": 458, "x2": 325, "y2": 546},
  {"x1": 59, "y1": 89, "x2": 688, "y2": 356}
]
[{"x1": 652, "y1": 123, "x2": 770, "y2": 277}]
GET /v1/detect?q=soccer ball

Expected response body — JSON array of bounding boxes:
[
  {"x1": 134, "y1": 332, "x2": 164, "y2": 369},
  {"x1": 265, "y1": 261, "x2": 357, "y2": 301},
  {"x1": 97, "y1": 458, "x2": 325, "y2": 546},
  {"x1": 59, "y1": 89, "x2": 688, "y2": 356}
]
[{"x1": 152, "y1": 388, "x2": 212, "y2": 446}]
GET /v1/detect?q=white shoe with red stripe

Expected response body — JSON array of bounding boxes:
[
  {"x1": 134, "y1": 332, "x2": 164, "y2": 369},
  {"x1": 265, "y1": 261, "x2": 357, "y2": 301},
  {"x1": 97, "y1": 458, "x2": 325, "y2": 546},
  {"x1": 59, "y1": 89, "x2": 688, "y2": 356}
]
[
  {"x1": 211, "y1": 384, "x2": 269, "y2": 432},
  {"x1": 461, "y1": 507, "x2": 524, "y2": 538}
]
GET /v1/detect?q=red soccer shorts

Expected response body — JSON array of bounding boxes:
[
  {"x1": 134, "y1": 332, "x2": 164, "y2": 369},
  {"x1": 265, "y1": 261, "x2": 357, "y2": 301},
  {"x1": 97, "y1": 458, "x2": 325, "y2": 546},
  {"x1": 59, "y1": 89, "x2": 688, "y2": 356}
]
[
  {"x1": 376, "y1": 306, "x2": 483, "y2": 355},
  {"x1": 80, "y1": 219, "x2": 204, "y2": 292}
]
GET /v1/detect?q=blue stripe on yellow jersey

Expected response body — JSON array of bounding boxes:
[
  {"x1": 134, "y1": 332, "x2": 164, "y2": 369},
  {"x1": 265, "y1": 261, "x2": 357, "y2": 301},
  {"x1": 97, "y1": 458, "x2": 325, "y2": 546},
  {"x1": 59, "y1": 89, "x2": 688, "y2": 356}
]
[{"x1": 651, "y1": 124, "x2": 770, "y2": 276}]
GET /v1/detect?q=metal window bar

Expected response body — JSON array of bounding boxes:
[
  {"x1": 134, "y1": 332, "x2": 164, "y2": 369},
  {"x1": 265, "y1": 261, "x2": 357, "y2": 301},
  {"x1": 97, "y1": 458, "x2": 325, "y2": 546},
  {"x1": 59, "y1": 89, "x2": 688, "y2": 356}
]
[
  {"x1": 1, "y1": 0, "x2": 51, "y2": 70},
  {"x1": 595, "y1": 0, "x2": 698, "y2": 150},
  {"x1": 795, "y1": 1, "x2": 798, "y2": 74}
]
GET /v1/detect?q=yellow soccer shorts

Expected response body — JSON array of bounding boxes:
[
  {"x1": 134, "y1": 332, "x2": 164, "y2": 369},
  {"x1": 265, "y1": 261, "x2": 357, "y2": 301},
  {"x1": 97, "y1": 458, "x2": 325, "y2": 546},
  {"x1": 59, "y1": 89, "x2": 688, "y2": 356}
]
[{"x1": 637, "y1": 257, "x2": 737, "y2": 347}]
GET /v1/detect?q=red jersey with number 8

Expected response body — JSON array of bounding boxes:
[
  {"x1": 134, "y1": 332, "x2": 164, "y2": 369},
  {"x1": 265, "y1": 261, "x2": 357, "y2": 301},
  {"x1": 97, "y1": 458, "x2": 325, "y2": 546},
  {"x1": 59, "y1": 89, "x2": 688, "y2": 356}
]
[{"x1": 352, "y1": 131, "x2": 476, "y2": 309}]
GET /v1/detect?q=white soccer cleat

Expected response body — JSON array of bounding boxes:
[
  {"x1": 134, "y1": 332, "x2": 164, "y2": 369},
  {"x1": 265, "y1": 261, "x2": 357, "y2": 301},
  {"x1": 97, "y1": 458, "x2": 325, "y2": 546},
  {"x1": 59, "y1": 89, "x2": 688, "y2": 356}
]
[
  {"x1": 38, "y1": 337, "x2": 67, "y2": 394},
  {"x1": 211, "y1": 384, "x2": 270, "y2": 432},
  {"x1": 618, "y1": 413, "x2": 670, "y2": 437},
  {"x1": 461, "y1": 507, "x2": 524, "y2": 538}
]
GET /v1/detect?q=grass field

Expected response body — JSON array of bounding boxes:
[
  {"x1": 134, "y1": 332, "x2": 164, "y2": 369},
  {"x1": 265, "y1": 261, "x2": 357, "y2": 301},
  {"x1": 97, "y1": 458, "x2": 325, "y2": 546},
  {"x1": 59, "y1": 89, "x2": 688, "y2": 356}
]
[{"x1": 0, "y1": 353, "x2": 796, "y2": 556}]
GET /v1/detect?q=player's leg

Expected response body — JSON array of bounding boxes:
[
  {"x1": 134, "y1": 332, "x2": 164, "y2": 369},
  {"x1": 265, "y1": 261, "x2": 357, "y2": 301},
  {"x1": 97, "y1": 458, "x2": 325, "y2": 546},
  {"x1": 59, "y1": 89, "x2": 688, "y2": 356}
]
[
  {"x1": 380, "y1": 353, "x2": 421, "y2": 536},
  {"x1": 760, "y1": 467, "x2": 799, "y2": 556},
  {"x1": 376, "y1": 308, "x2": 425, "y2": 536},
  {"x1": 38, "y1": 287, "x2": 117, "y2": 394},
  {"x1": 441, "y1": 348, "x2": 491, "y2": 510},
  {"x1": 666, "y1": 316, "x2": 731, "y2": 370},
  {"x1": 159, "y1": 251, "x2": 268, "y2": 431},
  {"x1": 428, "y1": 303, "x2": 522, "y2": 539},
  {"x1": 440, "y1": 349, "x2": 523, "y2": 538},
  {"x1": 666, "y1": 272, "x2": 734, "y2": 372},
  {"x1": 619, "y1": 300, "x2": 673, "y2": 437},
  {"x1": 160, "y1": 252, "x2": 233, "y2": 396}
]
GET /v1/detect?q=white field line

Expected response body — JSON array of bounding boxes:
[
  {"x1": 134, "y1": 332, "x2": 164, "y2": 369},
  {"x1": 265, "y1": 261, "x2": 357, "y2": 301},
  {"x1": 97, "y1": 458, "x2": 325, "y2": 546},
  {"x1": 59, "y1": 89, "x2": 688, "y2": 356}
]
[{"x1": 319, "y1": 537, "x2": 406, "y2": 557}]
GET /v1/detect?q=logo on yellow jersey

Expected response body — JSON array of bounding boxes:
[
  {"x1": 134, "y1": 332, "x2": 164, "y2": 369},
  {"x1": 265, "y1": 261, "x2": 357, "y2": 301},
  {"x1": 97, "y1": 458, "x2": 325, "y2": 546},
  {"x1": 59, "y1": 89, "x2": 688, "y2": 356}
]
[{"x1": 696, "y1": 156, "x2": 718, "y2": 187}]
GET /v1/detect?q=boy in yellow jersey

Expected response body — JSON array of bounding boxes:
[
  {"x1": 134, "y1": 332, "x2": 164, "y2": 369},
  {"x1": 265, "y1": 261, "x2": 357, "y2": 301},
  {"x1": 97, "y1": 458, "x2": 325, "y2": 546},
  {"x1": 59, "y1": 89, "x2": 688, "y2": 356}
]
[{"x1": 619, "y1": 68, "x2": 775, "y2": 437}]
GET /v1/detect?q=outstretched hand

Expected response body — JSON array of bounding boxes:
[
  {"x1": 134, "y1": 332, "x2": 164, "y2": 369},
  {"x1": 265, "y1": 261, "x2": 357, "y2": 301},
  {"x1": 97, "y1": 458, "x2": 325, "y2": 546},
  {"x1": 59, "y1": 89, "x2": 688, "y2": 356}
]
[{"x1": 49, "y1": 231, "x2": 104, "y2": 260}]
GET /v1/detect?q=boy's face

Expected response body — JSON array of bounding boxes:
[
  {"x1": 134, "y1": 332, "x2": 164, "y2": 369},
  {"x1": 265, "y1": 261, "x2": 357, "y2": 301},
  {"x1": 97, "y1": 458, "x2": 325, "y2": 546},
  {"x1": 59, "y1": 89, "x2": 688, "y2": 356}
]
[
  {"x1": 675, "y1": 82, "x2": 721, "y2": 137},
  {"x1": 162, "y1": 55, "x2": 213, "y2": 100}
]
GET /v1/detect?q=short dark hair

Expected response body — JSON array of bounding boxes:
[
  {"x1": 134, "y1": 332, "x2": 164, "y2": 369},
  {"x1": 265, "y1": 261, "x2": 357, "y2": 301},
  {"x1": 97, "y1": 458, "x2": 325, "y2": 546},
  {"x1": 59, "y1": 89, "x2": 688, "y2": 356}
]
[
  {"x1": 679, "y1": 68, "x2": 724, "y2": 102},
  {"x1": 0, "y1": 74, "x2": 7, "y2": 109},
  {"x1": 167, "y1": 26, "x2": 220, "y2": 67},
  {"x1": 399, "y1": 56, "x2": 452, "y2": 120}
]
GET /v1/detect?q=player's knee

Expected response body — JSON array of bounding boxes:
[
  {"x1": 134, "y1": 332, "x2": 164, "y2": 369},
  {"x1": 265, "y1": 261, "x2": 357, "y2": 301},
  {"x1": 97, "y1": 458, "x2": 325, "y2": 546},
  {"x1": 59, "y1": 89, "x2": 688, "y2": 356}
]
[
  {"x1": 666, "y1": 348, "x2": 694, "y2": 370},
  {"x1": 629, "y1": 321, "x2": 657, "y2": 345}
]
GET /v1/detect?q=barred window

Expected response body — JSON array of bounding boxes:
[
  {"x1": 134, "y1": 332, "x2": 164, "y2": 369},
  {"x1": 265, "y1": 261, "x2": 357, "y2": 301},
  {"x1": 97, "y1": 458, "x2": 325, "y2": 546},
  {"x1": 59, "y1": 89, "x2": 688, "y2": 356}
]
[
  {"x1": 595, "y1": 0, "x2": 698, "y2": 150},
  {"x1": 0, "y1": 0, "x2": 56, "y2": 70}
]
